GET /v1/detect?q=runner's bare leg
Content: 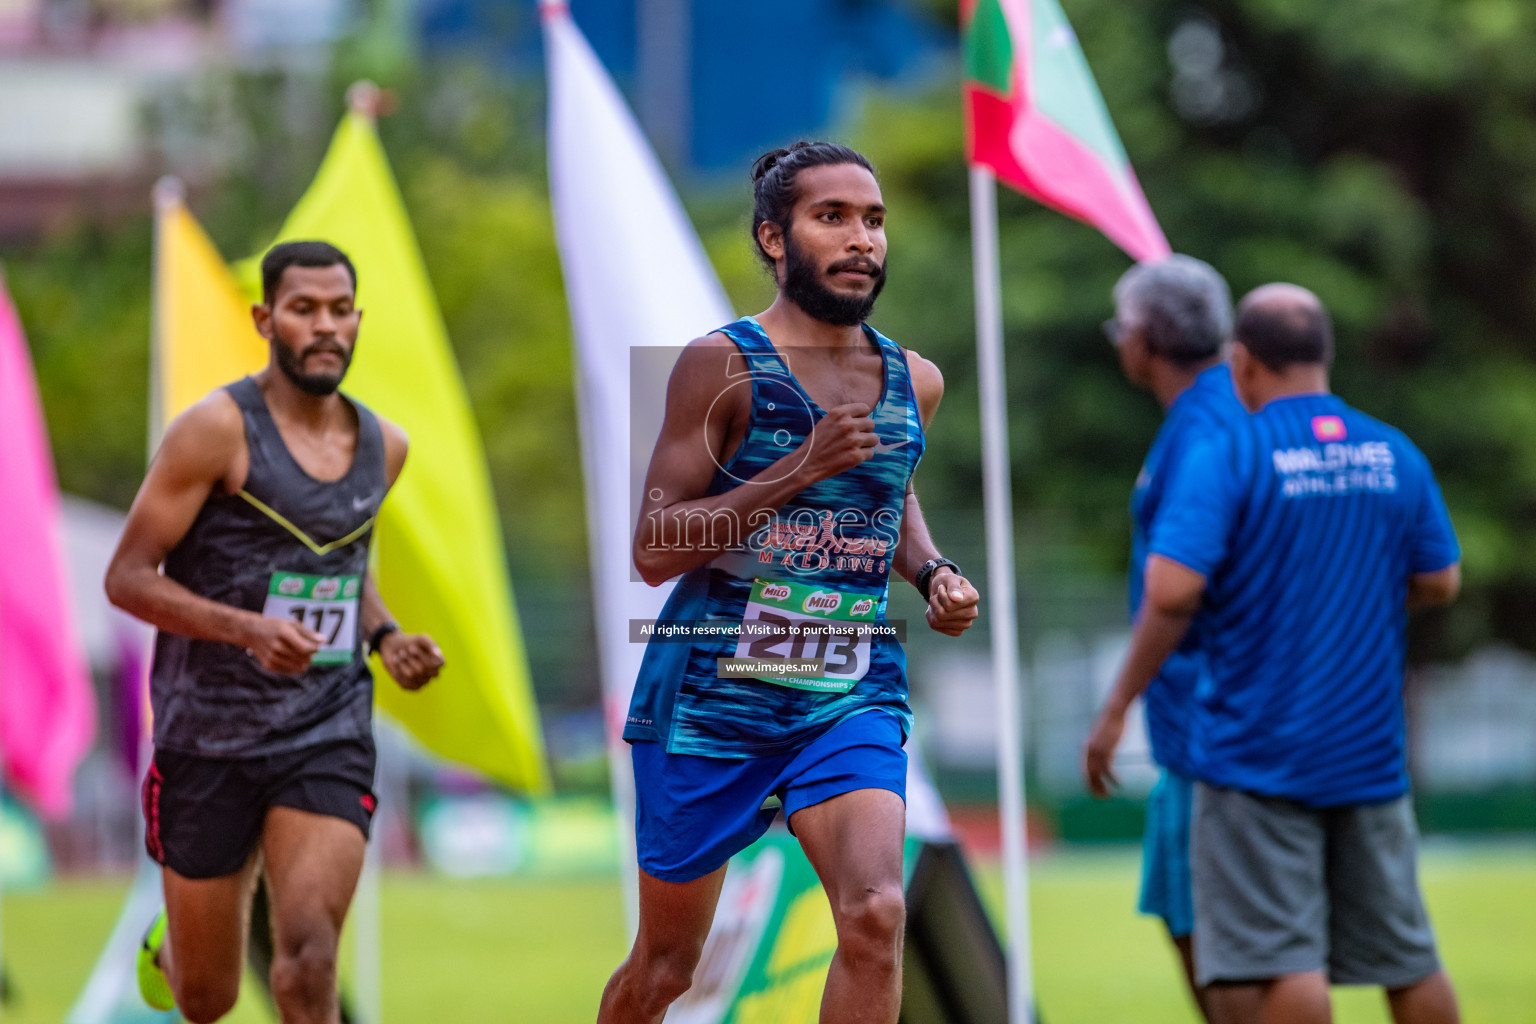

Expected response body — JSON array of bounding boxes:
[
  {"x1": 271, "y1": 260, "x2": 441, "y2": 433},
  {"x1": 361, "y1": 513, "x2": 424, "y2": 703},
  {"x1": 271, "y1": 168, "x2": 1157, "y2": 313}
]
[
  {"x1": 160, "y1": 854, "x2": 262, "y2": 1023},
  {"x1": 596, "y1": 866, "x2": 728, "y2": 1024},
  {"x1": 791, "y1": 788, "x2": 907, "y2": 1024},
  {"x1": 262, "y1": 807, "x2": 367, "y2": 1024}
]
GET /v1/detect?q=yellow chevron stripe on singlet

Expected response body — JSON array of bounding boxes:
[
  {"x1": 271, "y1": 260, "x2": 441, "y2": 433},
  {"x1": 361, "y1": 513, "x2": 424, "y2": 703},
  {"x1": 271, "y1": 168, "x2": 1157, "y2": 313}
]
[{"x1": 237, "y1": 490, "x2": 374, "y2": 557}]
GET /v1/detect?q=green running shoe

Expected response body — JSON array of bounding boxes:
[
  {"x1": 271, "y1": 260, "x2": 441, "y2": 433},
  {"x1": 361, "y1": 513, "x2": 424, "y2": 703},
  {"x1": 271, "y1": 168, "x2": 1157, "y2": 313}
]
[{"x1": 137, "y1": 909, "x2": 175, "y2": 1012}]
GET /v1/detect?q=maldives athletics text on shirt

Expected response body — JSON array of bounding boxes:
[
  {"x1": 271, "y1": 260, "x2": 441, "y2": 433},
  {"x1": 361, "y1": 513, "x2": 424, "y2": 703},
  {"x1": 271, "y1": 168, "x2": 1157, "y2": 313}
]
[{"x1": 1150, "y1": 394, "x2": 1460, "y2": 808}]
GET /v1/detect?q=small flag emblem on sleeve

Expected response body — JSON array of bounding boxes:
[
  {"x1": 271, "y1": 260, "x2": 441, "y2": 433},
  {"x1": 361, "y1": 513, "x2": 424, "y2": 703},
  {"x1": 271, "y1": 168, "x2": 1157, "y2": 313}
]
[{"x1": 1311, "y1": 415, "x2": 1347, "y2": 441}]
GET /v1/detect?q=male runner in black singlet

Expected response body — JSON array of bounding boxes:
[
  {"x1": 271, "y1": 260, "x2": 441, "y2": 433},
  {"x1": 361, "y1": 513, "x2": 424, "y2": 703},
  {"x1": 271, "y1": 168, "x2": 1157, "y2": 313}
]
[{"x1": 105, "y1": 241, "x2": 443, "y2": 1024}]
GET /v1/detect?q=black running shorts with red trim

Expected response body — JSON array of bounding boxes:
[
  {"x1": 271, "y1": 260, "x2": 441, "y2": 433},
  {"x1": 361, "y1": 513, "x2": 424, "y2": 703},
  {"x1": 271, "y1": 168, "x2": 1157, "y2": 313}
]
[{"x1": 142, "y1": 736, "x2": 377, "y2": 880}]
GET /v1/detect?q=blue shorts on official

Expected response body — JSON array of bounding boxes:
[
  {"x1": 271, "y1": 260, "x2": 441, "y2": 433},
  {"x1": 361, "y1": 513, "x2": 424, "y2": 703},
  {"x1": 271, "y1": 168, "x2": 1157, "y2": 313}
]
[{"x1": 1139, "y1": 767, "x2": 1195, "y2": 938}]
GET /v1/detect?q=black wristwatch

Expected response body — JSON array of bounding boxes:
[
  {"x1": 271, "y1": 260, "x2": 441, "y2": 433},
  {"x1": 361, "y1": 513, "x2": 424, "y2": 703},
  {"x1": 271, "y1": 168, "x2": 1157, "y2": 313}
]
[
  {"x1": 365, "y1": 621, "x2": 400, "y2": 658},
  {"x1": 915, "y1": 558, "x2": 961, "y2": 601}
]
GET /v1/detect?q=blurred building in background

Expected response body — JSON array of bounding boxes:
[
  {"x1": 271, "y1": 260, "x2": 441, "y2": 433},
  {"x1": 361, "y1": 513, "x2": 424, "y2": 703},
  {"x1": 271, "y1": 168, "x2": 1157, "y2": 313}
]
[
  {"x1": 0, "y1": 0, "x2": 354, "y2": 239},
  {"x1": 416, "y1": 0, "x2": 947, "y2": 172}
]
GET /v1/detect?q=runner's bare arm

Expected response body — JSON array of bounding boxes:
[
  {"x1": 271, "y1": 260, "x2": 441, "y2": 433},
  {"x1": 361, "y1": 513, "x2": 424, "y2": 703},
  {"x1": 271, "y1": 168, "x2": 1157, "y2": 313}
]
[
  {"x1": 105, "y1": 392, "x2": 324, "y2": 674},
  {"x1": 362, "y1": 419, "x2": 444, "y2": 691},
  {"x1": 634, "y1": 334, "x2": 882, "y2": 585},
  {"x1": 1083, "y1": 555, "x2": 1206, "y2": 797},
  {"x1": 891, "y1": 351, "x2": 979, "y2": 637}
]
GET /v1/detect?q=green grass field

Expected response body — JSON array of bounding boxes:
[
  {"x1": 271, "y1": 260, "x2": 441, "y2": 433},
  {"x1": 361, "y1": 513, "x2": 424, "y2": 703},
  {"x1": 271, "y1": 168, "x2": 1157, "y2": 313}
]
[{"x1": 4, "y1": 843, "x2": 1532, "y2": 1023}]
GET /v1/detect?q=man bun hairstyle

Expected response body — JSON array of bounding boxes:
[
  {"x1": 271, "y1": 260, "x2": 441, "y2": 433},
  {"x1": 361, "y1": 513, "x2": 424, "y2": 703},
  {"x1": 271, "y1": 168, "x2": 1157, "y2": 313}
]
[
  {"x1": 1113, "y1": 254, "x2": 1232, "y2": 366},
  {"x1": 1235, "y1": 291, "x2": 1335, "y2": 371},
  {"x1": 750, "y1": 141, "x2": 876, "y2": 269},
  {"x1": 261, "y1": 240, "x2": 358, "y2": 306}
]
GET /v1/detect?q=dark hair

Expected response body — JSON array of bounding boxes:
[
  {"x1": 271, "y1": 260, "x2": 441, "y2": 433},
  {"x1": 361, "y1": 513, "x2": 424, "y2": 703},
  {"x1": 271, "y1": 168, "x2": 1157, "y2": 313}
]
[
  {"x1": 750, "y1": 141, "x2": 876, "y2": 269},
  {"x1": 1113, "y1": 255, "x2": 1231, "y2": 366},
  {"x1": 1235, "y1": 291, "x2": 1334, "y2": 370},
  {"x1": 261, "y1": 240, "x2": 357, "y2": 306}
]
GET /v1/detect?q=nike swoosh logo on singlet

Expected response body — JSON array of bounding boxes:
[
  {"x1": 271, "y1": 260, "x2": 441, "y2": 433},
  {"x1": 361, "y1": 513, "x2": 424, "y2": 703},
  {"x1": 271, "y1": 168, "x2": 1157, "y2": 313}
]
[{"x1": 873, "y1": 439, "x2": 910, "y2": 454}]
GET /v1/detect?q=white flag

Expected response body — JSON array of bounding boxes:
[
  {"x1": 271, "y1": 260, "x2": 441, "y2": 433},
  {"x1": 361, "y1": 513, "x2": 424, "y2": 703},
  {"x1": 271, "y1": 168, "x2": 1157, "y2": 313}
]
[{"x1": 542, "y1": 0, "x2": 736, "y2": 924}]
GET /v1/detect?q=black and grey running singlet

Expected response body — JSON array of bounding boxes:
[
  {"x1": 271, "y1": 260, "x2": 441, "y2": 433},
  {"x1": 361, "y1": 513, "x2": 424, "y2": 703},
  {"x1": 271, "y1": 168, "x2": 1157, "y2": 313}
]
[{"x1": 150, "y1": 376, "x2": 385, "y2": 758}]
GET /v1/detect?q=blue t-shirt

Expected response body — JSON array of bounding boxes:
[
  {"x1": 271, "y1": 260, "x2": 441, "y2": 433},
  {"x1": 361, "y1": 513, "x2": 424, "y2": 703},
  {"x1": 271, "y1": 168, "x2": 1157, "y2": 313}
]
[
  {"x1": 1129, "y1": 363, "x2": 1247, "y2": 776},
  {"x1": 1151, "y1": 394, "x2": 1460, "y2": 807}
]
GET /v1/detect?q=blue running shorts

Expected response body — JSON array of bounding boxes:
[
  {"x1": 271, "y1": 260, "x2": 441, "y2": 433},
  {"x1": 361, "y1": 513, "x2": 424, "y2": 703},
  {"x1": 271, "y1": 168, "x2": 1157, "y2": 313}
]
[
  {"x1": 1139, "y1": 767, "x2": 1195, "y2": 938},
  {"x1": 631, "y1": 708, "x2": 907, "y2": 883}
]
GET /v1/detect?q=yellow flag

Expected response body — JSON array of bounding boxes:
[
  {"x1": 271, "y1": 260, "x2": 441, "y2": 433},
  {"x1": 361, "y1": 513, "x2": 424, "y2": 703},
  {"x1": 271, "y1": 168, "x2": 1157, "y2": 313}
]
[
  {"x1": 152, "y1": 184, "x2": 265, "y2": 430},
  {"x1": 152, "y1": 122, "x2": 549, "y2": 793}
]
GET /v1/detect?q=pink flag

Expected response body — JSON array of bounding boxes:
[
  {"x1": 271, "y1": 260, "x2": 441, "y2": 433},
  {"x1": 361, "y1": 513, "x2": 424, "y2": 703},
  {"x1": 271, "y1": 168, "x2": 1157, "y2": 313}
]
[
  {"x1": 0, "y1": 275, "x2": 95, "y2": 819},
  {"x1": 963, "y1": 0, "x2": 1171, "y2": 261}
]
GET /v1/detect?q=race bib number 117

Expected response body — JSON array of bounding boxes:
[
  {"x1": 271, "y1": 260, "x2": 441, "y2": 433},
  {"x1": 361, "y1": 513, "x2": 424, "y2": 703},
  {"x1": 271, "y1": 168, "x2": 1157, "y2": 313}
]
[{"x1": 262, "y1": 572, "x2": 361, "y2": 666}]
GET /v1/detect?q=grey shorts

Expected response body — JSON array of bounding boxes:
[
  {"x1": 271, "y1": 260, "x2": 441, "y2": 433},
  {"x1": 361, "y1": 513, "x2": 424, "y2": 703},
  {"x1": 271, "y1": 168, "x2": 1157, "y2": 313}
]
[{"x1": 1191, "y1": 784, "x2": 1440, "y2": 988}]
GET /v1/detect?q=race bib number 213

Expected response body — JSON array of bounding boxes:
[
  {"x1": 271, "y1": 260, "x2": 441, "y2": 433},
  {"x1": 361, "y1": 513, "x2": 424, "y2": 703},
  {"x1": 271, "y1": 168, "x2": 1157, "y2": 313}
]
[{"x1": 732, "y1": 578, "x2": 882, "y2": 693}]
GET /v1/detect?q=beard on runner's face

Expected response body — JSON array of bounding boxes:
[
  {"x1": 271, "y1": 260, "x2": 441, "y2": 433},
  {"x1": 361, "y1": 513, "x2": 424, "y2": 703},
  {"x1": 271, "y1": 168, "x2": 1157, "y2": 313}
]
[
  {"x1": 781, "y1": 229, "x2": 886, "y2": 327},
  {"x1": 274, "y1": 330, "x2": 353, "y2": 397}
]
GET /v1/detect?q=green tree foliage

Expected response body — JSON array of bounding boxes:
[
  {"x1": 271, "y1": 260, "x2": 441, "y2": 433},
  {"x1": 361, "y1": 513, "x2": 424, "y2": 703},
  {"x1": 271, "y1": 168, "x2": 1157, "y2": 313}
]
[{"x1": 5, "y1": 225, "x2": 152, "y2": 511}]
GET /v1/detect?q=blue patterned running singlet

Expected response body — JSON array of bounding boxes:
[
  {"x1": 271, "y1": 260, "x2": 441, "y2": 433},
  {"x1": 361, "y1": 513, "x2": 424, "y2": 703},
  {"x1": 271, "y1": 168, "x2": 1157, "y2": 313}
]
[{"x1": 625, "y1": 316, "x2": 926, "y2": 758}]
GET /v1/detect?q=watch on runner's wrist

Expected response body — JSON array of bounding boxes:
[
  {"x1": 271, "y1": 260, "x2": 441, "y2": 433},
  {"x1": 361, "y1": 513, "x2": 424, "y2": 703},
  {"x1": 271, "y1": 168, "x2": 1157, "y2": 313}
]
[
  {"x1": 915, "y1": 558, "x2": 961, "y2": 601},
  {"x1": 365, "y1": 621, "x2": 400, "y2": 658}
]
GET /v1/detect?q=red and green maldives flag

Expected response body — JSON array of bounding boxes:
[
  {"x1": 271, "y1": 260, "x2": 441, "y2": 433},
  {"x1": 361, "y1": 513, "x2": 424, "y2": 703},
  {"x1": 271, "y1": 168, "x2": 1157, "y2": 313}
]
[{"x1": 963, "y1": 0, "x2": 1170, "y2": 261}]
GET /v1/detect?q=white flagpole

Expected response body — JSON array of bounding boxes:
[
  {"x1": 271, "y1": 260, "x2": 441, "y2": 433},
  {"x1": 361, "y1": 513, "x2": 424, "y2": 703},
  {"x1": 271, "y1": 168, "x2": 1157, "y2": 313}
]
[{"x1": 969, "y1": 164, "x2": 1035, "y2": 1024}]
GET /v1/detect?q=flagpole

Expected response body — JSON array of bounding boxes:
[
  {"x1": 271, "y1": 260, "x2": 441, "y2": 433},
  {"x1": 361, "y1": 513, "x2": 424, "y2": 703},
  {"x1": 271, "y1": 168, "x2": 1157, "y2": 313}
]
[{"x1": 969, "y1": 164, "x2": 1036, "y2": 1024}]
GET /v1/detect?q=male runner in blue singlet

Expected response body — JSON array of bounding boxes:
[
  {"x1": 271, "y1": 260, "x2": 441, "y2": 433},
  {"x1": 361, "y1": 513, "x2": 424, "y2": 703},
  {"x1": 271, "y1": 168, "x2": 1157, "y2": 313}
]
[
  {"x1": 106, "y1": 241, "x2": 444, "y2": 1024},
  {"x1": 601, "y1": 142, "x2": 980, "y2": 1024},
  {"x1": 1085, "y1": 255, "x2": 1244, "y2": 1021}
]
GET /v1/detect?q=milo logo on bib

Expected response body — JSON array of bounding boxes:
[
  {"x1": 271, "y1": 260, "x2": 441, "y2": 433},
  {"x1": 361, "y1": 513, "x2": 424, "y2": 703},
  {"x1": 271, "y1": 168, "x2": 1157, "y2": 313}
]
[
  {"x1": 803, "y1": 590, "x2": 842, "y2": 615},
  {"x1": 732, "y1": 578, "x2": 883, "y2": 694}
]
